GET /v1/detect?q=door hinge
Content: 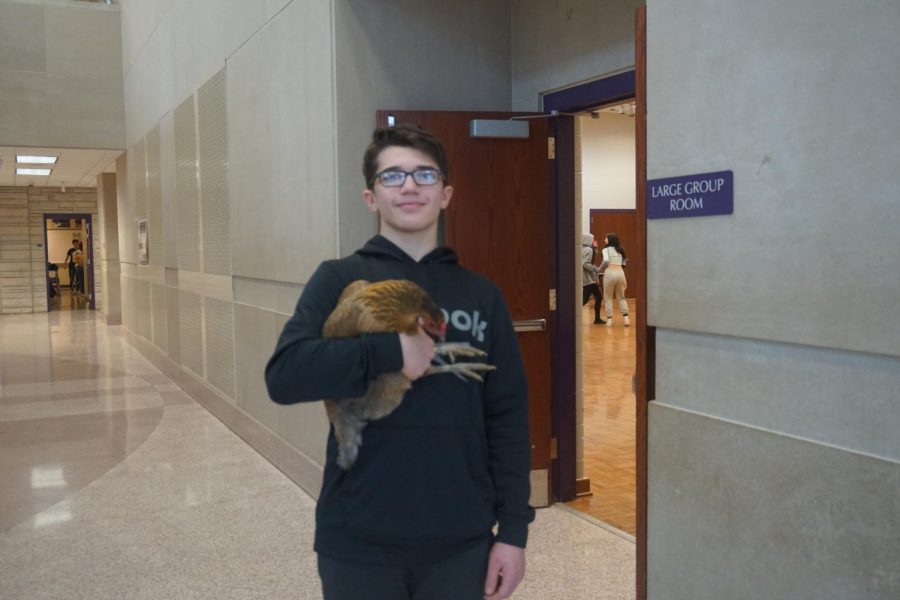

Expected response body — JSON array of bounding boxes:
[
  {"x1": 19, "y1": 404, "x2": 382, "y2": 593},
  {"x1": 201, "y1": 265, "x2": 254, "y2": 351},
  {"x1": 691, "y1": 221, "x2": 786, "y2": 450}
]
[
  {"x1": 547, "y1": 136, "x2": 556, "y2": 159},
  {"x1": 549, "y1": 288, "x2": 557, "y2": 311},
  {"x1": 550, "y1": 437, "x2": 558, "y2": 460}
]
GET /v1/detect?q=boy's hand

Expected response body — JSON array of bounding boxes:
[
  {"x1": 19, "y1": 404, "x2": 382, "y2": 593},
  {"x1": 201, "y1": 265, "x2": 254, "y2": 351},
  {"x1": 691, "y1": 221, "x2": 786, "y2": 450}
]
[
  {"x1": 484, "y1": 542, "x2": 525, "y2": 599},
  {"x1": 399, "y1": 328, "x2": 435, "y2": 380}
]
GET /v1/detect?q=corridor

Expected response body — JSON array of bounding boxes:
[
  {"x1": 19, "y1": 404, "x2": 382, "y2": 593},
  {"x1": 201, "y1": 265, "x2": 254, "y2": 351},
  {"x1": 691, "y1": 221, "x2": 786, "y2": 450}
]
[{"x1": 0, "y1": 311, "x2": 635, "y2": 599}]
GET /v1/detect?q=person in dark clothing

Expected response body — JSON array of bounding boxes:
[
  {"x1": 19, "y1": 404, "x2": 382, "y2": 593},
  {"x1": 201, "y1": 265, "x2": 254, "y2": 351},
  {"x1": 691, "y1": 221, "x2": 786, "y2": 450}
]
[
  {"x1": 581, "y1": 233, "x2": 604, "y2": 324},
  {"x1": 265, "y1": 124, "x2": 533, "y2": 600},
  {"x1": 64, "y1": 239, "x2": 79, "y2": 290}
]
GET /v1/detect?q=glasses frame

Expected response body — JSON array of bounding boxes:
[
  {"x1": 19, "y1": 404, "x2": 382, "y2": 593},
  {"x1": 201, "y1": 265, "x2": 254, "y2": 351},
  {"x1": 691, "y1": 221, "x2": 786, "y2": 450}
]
[{"x1": 370, "y1": 168, "x2": 444, "y2": 188}]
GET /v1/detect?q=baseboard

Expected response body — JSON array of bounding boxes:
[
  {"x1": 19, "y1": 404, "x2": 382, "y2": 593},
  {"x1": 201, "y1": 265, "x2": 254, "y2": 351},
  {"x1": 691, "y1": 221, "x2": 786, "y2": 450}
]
[{"x1": 576, "y1": 477, "x2": 593, "y2": 497}]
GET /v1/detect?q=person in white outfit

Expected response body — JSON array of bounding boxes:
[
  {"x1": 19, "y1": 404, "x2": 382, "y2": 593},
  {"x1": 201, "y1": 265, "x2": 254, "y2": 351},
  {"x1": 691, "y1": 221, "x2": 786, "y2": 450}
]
[{"x1": 599, "y1": 233, "x2": 629, "y2": 327}]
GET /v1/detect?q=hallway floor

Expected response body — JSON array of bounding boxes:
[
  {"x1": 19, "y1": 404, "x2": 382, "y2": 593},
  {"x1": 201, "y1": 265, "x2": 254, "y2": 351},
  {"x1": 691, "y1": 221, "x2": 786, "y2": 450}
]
[
  {"x1": 0, "y1": 311, "x2": 635, "y2": 599},
  {"x1": 566, "y1": 300, "x2": 638, "y2": 535}
]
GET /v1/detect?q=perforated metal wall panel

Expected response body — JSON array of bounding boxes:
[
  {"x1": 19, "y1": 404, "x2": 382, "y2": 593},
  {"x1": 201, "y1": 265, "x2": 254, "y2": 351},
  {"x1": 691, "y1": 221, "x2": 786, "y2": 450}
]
[
  {"x1": 137, "y1": 279, "x2": 152, "y2": 340},
  {"x1": 132, "y1": 138, "x2": 148, "y2": 221},
  {"x1": 197, "y1": 68, "x2": 232, "y2": 277},
  {"x1": 146, "y1": 125, "x2": 164, "y2": 267},
  {"x1": 166, "y1": 285, "x2": 181, "y2": 363},
  {"x1": 151, "y1": 282, "x2": 168, "y2": 352},
  {"x1": 174, "y1": 95, "x2": 201, "y2": 272},
  {"x1": 204, "y1": 296, "x2": 235, "y2": 399},
  {"x1": 179, "y1": 289, "x2": 204, "y2": 377}
]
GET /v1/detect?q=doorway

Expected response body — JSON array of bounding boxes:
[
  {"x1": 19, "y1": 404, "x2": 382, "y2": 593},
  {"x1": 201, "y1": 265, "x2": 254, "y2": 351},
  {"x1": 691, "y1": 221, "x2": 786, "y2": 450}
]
[
  {"x1": 543, "y1": 67, "x2": 653, "y2": 528},
  {"x1": 44, "y1": 214, "x2": 95, "y2": 311},
  {"x1": 567, "y1": 102, "x2": 639, "y2": 534},
  {"x1": 546, "y1": 10, "x2": 651, "y2": 594}
]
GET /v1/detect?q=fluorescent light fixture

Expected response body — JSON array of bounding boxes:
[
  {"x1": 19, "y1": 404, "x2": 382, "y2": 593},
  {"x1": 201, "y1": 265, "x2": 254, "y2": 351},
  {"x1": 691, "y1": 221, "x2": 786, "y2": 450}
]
[
  {"x1": 17, "y1": 155, "x2": 58, "y2": 164},
  {"x1": 17, "y1": 168, "x2": 52, "y2": 176}
]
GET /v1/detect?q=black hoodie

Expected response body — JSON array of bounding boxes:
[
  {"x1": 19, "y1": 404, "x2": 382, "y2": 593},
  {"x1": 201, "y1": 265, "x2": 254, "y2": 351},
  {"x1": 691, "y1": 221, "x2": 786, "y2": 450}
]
[{"x1": 265, "y1": 235, "x2": 534, "y2": 566}]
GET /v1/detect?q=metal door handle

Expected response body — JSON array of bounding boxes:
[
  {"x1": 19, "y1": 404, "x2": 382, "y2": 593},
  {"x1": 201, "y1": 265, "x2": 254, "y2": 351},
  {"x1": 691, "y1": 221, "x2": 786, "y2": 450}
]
[{"x1": 513, "y1": 319, "x2": 547, "y2": 332}]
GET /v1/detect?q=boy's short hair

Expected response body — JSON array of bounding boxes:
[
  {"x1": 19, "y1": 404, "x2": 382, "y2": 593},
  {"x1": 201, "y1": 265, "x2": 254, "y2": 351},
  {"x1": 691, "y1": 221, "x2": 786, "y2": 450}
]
[{"x1": 362, "y1": 124, "x2": 449, "y2": 189}]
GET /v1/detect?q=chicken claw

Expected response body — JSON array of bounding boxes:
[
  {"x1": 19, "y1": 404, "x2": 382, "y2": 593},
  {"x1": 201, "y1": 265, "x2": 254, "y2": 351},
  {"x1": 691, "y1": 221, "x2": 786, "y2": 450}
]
[
  {"x1": 426, "y1": 362, "x2": 496, "y2": 382},
  {"x1": 434, "y1": 342, "x2": 488, "y2": 362}
]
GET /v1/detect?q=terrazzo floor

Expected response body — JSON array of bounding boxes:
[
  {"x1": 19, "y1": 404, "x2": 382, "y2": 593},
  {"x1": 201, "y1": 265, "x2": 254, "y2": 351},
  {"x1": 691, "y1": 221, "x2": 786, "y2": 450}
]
[{"x1": 0, "y1": 310, "x2": 635, "y2": 599}]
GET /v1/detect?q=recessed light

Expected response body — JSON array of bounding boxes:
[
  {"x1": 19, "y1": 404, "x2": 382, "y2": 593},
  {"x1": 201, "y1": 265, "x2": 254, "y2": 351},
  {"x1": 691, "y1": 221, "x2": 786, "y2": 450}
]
[
  {"x1": 17, "y1": 155, "x2": 58, "y2": 164},
  {"x1": 17, "y1": 168, "x2": 52, "y2": 176}
]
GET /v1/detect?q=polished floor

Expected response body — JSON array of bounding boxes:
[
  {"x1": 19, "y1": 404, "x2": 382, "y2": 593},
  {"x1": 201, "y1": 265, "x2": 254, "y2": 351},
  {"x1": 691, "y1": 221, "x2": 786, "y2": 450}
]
[
  {"x1": 566, "y1": 300, "x2": 638, "y2": 535},
  {"x1": 46, "y1": 285, "x2": 88, "y2": 313},
  {"x1": 0, "y1": 310, "x2": 635, "y2": 599}
]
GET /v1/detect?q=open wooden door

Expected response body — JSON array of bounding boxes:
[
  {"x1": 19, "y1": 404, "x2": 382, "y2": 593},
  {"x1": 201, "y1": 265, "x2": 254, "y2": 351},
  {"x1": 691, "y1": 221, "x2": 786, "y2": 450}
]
[{"x1": 376, "y1": 110, "x2": 554, "y2": 506}]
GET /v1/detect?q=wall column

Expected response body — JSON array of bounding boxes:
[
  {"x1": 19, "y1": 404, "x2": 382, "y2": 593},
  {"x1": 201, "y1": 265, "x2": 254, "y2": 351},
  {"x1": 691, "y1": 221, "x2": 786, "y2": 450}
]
[{"x1": 97, "y1": 172, "x2": 121, "y2": 325}]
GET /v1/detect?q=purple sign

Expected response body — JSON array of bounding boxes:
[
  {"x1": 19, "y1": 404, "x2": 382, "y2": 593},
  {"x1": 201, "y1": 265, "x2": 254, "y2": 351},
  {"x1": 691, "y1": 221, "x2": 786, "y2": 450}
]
[{"x1": 647, "y1": 170, "x2": 733, "y2": 219}]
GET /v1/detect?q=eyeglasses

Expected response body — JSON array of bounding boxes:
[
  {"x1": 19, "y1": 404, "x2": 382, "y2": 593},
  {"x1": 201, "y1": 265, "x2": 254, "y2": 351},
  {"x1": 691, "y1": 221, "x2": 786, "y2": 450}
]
[{"x1": 371, "y1": 168, "x2": 443, "y2": 187}]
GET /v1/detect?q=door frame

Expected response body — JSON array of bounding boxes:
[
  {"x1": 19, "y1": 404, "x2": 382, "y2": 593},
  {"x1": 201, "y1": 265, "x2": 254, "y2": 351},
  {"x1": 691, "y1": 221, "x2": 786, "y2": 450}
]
[
  {"x1": 543, "y1": 7, "x2": 650, "y2": 599},
  {"x1": 543, "y1": 70, "x2": 637, "y2": 499},
  {"x1": 43, "y1": 213, "x2": 96, "y2": 310}
]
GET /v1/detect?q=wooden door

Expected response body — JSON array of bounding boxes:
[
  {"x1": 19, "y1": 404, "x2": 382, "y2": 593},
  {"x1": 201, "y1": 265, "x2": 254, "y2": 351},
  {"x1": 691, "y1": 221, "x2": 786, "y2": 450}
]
[
  {"x1": 377, "y1": 110, "x2": 554, "y2": 503},
  {"x1": 589, "y1": 208, "x2": 642, "y2": 299}
]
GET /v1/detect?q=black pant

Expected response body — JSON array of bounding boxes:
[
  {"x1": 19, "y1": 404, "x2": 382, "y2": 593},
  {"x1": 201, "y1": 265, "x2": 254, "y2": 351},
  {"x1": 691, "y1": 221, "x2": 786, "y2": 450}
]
[
  {"x1": 317, "y1": 539, "x2": 490, "y2": 600},
  {"x1": 73, "y1": 266, "x2": 84, "y2": 294},
  {"x1": 582, "y1": 283, "x2": 602, "y2": 322}
]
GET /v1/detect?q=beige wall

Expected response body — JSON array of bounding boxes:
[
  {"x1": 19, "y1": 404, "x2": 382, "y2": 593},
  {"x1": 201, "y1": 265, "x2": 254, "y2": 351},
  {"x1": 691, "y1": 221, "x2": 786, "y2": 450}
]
[
  {"x1": 118, "y1": 0, "x2": 520, "y2": 498},
  {"x1": 0, "y1": 0, "x2": 124, "y2": 149},
  {"x1": 579, "y1": 111, "x2": 636, "y2": 232},
  {"x1": 646, "y1": 0, "x2": 900, "y2": 597},
  {"x1": 97, "y1": 171, "x2": 121, "y2": 324},
  {"x1": 511, "y1": 0, "x2": 644, "y2": 111},
  {"x1": 333, "y1": 0, "x2": 513, "y2": 257},
  {"x1": 46, "y1": 228, "x2": 76, "y2": 265},
  {"x1": 119, "y1": 0, "x2": 335, "y2": 494}
]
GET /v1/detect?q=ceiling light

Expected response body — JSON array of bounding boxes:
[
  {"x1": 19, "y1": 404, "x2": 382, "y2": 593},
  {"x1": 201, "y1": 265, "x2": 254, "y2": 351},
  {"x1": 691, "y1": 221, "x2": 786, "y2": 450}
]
[
  {"x1": 17, "y1": 155, "x2": 58, "y2": 164},
  {"x1": 17, "y1": 168, "x2": 52, "y2": 176}
]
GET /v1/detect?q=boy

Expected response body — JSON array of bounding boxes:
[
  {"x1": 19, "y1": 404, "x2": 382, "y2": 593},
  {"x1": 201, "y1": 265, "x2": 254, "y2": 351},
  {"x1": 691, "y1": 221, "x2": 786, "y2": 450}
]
[
  {"x1": 65, "y1": 239, "x2": 79, "y2": 290},
  {"x1": 265, "y1": 124, "x2": 533, "y2": 599}
]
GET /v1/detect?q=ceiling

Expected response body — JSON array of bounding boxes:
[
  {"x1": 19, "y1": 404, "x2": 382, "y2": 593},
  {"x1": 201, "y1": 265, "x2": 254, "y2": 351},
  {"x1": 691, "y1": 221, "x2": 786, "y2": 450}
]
[
  {"x1": 600, "y1": 101, "x2": 636, "y2": 117},
  {"x1": 0, "y1": 147, "x2": 121, "y2": 188}
]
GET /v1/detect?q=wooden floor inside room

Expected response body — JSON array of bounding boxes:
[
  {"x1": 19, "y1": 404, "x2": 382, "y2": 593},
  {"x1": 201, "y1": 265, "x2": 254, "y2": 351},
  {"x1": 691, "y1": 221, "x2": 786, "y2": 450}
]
[{"x1": 565, "y1": 299, "x2": 637, "y2": 535}]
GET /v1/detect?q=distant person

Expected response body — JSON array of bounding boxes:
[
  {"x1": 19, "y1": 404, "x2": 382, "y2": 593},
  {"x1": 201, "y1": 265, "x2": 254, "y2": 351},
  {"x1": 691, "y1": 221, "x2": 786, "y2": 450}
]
[
  {"x1": 64, "y1": 239, "x2": 80, "y2": 290},
  {"x1": 581, "y1": 233, "x2": 604, "y2": 324},
  {"x1": 600, "y1": 233, "x2": 629, "y2": 327},
  {"x1": 72, "y1": 241, "x2": 85, "y2": 295}
]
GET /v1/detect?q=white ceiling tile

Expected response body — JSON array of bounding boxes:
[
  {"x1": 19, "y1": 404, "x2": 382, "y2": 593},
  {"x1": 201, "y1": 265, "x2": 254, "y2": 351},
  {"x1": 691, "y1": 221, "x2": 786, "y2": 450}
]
[{"x1": 0, "y1": 146, "x2": 122, "y2": 188}]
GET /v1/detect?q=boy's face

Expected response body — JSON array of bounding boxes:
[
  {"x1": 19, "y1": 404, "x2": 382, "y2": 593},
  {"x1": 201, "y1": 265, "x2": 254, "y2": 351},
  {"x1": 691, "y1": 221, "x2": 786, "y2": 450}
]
[{"x1": 362, "y1": 146, "x2": 452, "y2": 239}]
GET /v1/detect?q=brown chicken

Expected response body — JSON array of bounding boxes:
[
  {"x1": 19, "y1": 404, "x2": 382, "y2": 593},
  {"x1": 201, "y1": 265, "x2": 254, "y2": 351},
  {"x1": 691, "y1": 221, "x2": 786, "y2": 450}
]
[{"x1": 322, "y1": 279, "x2": 495, "y2": 470}]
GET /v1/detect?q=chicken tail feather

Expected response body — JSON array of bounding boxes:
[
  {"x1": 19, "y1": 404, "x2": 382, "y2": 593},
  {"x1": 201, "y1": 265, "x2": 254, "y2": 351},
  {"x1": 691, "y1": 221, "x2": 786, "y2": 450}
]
[{"x1": 331, "y1": 410, "x2": 365, "y2": 470}]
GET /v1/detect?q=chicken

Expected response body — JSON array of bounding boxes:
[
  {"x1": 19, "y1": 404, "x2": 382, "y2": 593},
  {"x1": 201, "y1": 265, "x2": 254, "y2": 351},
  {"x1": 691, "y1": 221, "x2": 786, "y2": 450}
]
[{"x1": 322, "y1": 279, "x2": 495, "y2": 470}]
